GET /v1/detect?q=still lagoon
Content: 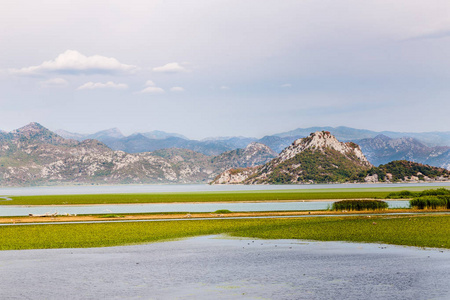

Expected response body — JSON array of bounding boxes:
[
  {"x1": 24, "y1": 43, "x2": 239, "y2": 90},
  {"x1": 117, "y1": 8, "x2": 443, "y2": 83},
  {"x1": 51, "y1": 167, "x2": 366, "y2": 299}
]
[
  {"x1": 0, "y1": 182, "x2": 449, "y2": 196},
  {"x1": 1, "y1": 235, "x2": 449, "y2": 299},
  {"x1": 0, "y1": 200, "x2": 409, "y2": 217}
]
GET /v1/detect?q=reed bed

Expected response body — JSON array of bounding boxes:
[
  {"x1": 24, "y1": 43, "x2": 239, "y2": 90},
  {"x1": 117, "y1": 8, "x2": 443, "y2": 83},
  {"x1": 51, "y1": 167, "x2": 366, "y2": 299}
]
[
  {"x1": 1, "y1": 215, "x2": 449, "y2": 250},
  {"x1": 410, "y1": 195, "x2": 450, "y2": 210},
  {"x1": 331, "y1": 200, "x2": 389, "y2": 211}
]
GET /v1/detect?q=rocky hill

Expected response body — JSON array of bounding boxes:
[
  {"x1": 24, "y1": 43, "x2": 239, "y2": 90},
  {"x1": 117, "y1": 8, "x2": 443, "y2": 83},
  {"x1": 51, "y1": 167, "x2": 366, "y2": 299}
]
[
  {"x1": 363, "y1": 160, "x2": 450, "y2": 183},
  {"x1": 0, "y1": 123, "x2": 275, "y2": 186},
  {"x1": 212, "y1": 131, "x2": 372, "y2": 184},
  {"x1": 212, "y1": 131, "x2": 450, "y2": 184}
]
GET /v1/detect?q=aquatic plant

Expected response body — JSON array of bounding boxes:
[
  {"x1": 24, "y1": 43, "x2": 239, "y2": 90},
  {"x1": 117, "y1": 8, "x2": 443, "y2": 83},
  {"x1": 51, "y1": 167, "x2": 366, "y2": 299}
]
[
  {"x1": 331, "y1": 200, "x2": 388, "y2": 211},
  {"x1": 410, "y1": 195, "x2": 450, "y2": 210},
  {"x1": 1, "y1": 215, "x2": 449, "y2": 250}
]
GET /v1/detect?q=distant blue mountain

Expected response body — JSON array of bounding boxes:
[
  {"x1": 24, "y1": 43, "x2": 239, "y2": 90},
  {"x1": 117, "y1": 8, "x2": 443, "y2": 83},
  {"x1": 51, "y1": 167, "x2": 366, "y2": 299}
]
[{"x1": 275, "y1": 126, "x2": 450, "y2": 147}]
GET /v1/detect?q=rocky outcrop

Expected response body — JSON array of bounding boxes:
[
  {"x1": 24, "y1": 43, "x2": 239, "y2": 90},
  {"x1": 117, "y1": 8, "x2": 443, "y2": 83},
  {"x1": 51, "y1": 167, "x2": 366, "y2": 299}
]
[
  {"x1": 212, "y1": 167, "x2": 258, "y2": 184},
  {"x1": 210, "y1": 142, "x2": 276, "y2": 169}
]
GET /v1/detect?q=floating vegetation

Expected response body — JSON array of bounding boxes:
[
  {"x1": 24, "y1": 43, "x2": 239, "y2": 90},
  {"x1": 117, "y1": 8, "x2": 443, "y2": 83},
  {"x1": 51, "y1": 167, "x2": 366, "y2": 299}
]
[
  {"x1": 331, "y1": 200, "x2": 388, "y2": 211},
  {"x1": 1, "y1": 215, "x2": 449, "y2": 250}
]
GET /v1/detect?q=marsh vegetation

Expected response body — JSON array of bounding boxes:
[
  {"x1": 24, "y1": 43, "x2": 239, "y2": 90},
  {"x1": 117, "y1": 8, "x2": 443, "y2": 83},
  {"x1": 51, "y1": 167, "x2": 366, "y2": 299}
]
[
  {"x1": 1, "y1": 214, "x2": 449, "y2": 250},
  {"x1": 331, "y1": 200, "x2": 389, "y2": 211}
]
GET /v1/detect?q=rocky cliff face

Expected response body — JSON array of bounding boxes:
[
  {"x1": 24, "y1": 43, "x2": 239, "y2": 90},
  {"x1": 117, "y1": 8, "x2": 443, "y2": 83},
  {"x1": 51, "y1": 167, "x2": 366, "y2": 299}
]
[
  {"x1": 0, "y1": 123, "x2": 276, "y2": 186},
  {"x1": 211, "y1": 142, "x2": 276, "y2": 169},
  {"x1": 212, "y1": 131, "x2": 372, "y2": 184}
]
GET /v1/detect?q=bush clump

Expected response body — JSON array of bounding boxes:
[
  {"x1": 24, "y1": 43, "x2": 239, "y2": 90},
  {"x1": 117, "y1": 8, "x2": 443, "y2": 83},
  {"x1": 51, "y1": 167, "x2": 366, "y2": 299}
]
[{"x1": 331, "y1": 200, "x2": 389, "y2": 211}]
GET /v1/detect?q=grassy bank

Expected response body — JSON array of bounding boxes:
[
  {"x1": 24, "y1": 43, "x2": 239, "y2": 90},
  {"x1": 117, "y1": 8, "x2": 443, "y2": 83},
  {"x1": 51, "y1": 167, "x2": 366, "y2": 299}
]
[
  {"x1": 1, "y1": 214, "x2": 449, "y2": 250},
  {"x1": 3, "y1": 186, "x2": 448, "y2": 205}
]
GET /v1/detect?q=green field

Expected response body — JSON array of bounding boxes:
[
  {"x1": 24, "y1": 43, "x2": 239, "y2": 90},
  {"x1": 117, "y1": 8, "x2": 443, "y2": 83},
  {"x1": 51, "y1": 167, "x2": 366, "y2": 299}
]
[
  {"x1": 2, "y1": 186, "x2": 448, "y2": 205},
  {"x1": 1, "y1": 214, "x2": 449, "y2": 250}
]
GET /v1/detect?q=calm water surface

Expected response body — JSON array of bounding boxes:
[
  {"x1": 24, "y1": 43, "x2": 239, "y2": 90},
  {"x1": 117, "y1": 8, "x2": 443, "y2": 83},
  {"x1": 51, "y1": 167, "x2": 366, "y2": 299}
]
[
  {"x1": 0, "y1": 201, "x2": 408, "y2": 217},
  {"x1": 0, "y1": 182, "x2": 449, "y2": 196},
  {"x1": 0, "y1": 235, "x2": 449, "y2": 300}
]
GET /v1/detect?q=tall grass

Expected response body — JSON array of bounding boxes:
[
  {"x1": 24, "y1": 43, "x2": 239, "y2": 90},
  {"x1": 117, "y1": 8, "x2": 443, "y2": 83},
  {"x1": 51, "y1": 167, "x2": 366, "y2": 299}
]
[
  {"x1": 410, "y1": 195, "x2": 450, "y2": 210},
  {"x1": 331, "y1": 200, "x2": 388, "y2": 211}
]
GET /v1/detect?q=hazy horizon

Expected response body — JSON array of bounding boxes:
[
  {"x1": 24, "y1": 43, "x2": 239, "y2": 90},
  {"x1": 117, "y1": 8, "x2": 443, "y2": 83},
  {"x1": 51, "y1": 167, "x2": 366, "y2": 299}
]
[{"x1": 1, "y1": 1, "x2": 449, "y2": 139}]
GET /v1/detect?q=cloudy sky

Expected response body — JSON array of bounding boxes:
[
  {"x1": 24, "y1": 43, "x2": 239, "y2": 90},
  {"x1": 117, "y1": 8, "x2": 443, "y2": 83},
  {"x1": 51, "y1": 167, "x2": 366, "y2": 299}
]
[{"x1": 1, "y1": 0, "x2": 450, "y2": 139}]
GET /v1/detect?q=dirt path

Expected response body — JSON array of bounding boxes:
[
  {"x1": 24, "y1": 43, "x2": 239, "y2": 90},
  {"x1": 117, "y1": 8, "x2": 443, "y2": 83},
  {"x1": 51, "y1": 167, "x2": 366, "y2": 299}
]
[{"x1": 1, "y1": 209, "x2": 445, "y2": 224}]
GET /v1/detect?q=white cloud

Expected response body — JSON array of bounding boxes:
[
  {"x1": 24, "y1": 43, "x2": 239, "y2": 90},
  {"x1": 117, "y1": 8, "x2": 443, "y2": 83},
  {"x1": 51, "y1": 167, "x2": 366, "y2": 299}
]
[
  {"x1": 138, "y1": 86, "x2": 165, "y2": 94},
  {"x1": 281, "y1": 83, "x2": 292, "y2": 88},
  {"x1": 145, "y1": 80, "x2": 156, "y2": 86},
  {"x1": 170, "y1": 86, "x2": 185, "y2": 92},
  {"x1": 153, "y1": 62, "x2": 188, "y2": 73},
  {"x1": 39, "y1": 77, "x2": 68, "y2": 88},
  {"x1": 220, "y1": 85, "x2": 230, "y2": 90},
  {"x1": 77, "y1": 81, "x2": 128, "y2": 90},
  {"x1": 10, "y1": 50, "x2": 138, "y2": 75}
]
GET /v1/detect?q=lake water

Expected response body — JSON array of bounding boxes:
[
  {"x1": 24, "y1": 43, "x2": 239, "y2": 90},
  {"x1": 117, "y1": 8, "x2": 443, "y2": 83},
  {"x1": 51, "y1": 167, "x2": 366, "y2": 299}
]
[
  {"x1": 0, "y1": 182, "x2": 449, "y2": 196},
  {"x1": 0, "y1": 235, "x2": 449, "y2": 299},
  {"x1": 0, "y1": 201, "x2": 409, "y2": 217}
]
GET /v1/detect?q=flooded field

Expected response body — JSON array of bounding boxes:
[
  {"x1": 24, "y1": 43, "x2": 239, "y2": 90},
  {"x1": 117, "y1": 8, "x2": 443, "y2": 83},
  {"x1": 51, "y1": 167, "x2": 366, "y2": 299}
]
[{"x1": 1, "y1": 235, "x2": 449, "y2": 299}]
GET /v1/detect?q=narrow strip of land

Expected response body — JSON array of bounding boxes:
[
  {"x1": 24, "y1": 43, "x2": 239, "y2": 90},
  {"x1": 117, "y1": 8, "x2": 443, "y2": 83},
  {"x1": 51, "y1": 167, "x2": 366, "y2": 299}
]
[{"x1": 1, "y1": 209, "x2": 448, "y2": 225}]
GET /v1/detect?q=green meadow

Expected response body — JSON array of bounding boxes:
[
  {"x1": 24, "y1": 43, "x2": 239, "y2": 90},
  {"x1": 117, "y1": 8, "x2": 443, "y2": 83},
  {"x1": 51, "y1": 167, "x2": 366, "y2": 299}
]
[
  {"x1": 2, "y1": 186, "x2": 448, "y2": 205},
  {"x1": 1, "y1": 214, "x2": 449, "y2": 250}
]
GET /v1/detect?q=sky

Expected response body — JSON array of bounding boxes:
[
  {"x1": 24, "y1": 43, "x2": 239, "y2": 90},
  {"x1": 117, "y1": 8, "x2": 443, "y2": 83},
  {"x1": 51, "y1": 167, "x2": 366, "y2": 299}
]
[{"x1": 1, "y1": 0, "x2": 450, "y2": 139}]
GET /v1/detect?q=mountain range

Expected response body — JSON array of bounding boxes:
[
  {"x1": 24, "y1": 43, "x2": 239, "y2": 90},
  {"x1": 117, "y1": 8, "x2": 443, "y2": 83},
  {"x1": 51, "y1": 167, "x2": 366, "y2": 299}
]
[
  {"x1": 0, "y1": 123, "x2": 449, "y2": 186},
  {"x1": 0, "y1": 123, "x2": 276, "y2": 186},
  {"x1": 56, "y1": 126, "x2": 450, "y2": 170}
]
